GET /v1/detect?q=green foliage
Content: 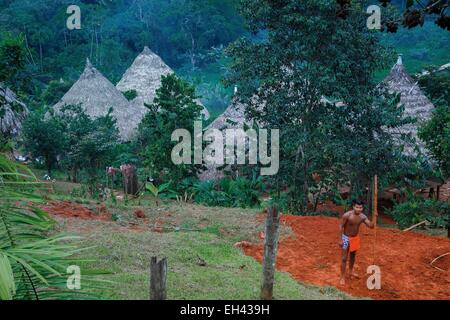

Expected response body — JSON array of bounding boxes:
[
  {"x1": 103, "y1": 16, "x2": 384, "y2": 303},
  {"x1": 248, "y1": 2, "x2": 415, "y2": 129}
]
[
  {"x1": 111, "y1": 213, "x2": 120, "y2": 222},
  {"x1": 22, "y1": 104, "x2": 120, "y2": 184},
  {"x1": 145, "y1": 181, "x2": 173, "y2": 199},
  {"x1": 122, "y1": 89, "x2": 137, "y2": 101},
  {"x1": 418, "y1": 69, "x2": 450, "y2": 105},
  {"x1": 388, "y1": 196, "x2": 450, "y2": 229},
  {"x1": 419, "y1": 104, "x2": 450, "y2": 177},
  {"x1": 418, "y1": 70, "x2": 450, "y2": 177},
  {"x1": 0, "y1": 0, "x2": 244, "y2": 88},
  {"x1": 39, "y1": 80, "x2": 72, "y2": 106},
  {"x1": 192, "y1": 180, "x2": 232, "y2": 207},
  {"x1": 377, "y1": 20, "x2": 450, "y2": 77},
  {"x1": 226, "y1": 0, "x2": 410, "y2": 212},
  {"x1": 59, "y1": 104, "x2": 119, "y2": 183},
  {"x1": 191, "y1": 176, "x2": 263, "y2": 208},
  {"x1": 219, "y1": 175, "x2": 263, "y2": 208},
  {"x1": 138, "y1": 74, "x2": 203, "y2": 184},
  {"x1": 0, "y1": 32, "x2": 25, "y2": 84},
  {"x1": 0, "y1": 155, "x2": 101, "y2": 300},
  {"x1": 21, "y1": 107, "x2": 66, "y2": 174}
]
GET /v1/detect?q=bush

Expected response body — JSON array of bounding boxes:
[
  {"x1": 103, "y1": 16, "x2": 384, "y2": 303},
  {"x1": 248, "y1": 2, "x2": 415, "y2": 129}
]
[
  {"x1": 191, "y1": 176, "x2": 264, "y2": 208},
  {"x1": 122, "y1": 89, "x2": 137, "y2": 101},
  {"x1": 388, "y1": 197, "x2": 450, "y2": 229},
  {"x1": 192, "y1": 180, "x2": 232, "y2": 207}
]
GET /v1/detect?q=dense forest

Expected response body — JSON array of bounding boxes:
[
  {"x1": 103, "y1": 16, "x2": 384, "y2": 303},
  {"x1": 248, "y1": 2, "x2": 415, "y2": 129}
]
[{"x1": 0, "y1": 0, "x2": 448, "y2": 115}]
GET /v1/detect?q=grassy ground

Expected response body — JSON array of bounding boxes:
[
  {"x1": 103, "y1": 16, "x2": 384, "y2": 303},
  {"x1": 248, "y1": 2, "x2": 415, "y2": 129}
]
[{"x1": 43, "y1": 179, "x2": 353, "y2": 300}]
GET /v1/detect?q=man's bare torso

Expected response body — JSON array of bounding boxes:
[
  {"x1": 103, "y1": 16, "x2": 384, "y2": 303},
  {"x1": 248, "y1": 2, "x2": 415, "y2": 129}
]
[{"x1": 342, "y1": 210, "x2": 367, "y2": 237}]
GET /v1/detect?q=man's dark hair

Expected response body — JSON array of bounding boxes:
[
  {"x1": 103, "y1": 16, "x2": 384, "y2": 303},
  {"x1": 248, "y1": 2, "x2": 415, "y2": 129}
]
[{"x1": 352, "y1": 200, "x2": 364, "y2": 206}]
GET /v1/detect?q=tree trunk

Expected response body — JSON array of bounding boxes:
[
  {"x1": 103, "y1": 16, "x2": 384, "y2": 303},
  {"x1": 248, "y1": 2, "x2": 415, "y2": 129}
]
[
  {"x1": 303, "y1": 161, "x2": 309, "y2": 212},
  {"x1": 150, "y1": 257, "x2": 167, "y2": 300},
  {"x1": 122, "y1": 165, "x2": 138, "y2": 195},
  {"x1": 313, "y1": 185, "x2": 323, "y2": 212},
  {"x1": 260, "y1": 205, "x2": 280, "y2": 300},
  {"x1": 71, "y1": 166, "x2": 78, "y2": 183},
  {"x1": 45, "y1": 154, "x2": 51, "y2": 176}
]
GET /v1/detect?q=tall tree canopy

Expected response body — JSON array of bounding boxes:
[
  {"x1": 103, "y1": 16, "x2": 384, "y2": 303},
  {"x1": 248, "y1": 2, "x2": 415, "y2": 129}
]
[{"x1": 225, "y1": 0, "x2": 415, "y2": 211}]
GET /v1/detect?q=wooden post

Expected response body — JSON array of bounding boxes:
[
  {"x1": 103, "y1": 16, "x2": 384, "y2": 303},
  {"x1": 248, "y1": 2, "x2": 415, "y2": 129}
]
[
  {"x1": 372, "y1": 175, "x2": 378, "y2": 228},
  {"x1": 260, "y1": 205, "x2": 280, "y2": 300},
  {"x1": 372, "y1": 175, "x2": 378, "y2": 264},
  {"x1": 150, "y1": 257, "x2": 167, "y2": 300},
  {"x1": 121, "y1": 164, "x2": 139, "y2": 195},
  {"x1": 447, "y1": 221, "x2": 449, "y2": 238}
]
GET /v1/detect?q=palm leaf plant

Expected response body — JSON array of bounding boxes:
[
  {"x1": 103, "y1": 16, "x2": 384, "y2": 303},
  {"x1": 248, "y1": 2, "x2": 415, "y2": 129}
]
[{"x1": 0, "y1": 155, "x2": 105, "y2": 300}]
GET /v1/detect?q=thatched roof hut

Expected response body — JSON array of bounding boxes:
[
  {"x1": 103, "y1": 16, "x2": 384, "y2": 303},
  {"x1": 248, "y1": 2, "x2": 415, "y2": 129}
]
[
  {"x1": 53, "y1": 59, "x2": 140, "y2": 141},
  {"x1": 199, "y1": 96, "x2": 253, "y2": 181},
  {"x1": 0, "y1": 83, "x2": 28, "y2": 137},
  {"x1": 381, "y1": 55, "x2": 434, "y2": 155},
  {"x1": 116, "y1": 47, "x2": 210, "y2": 120},
  {"x1": 207, "y1": 98, "x2": 248, "y2": 131}
]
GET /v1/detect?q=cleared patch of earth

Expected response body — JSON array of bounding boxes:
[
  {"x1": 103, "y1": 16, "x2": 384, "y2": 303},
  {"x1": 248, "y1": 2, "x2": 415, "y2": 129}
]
[{"x1": 242, "y1": 214, "x2": 450, "y2": 300}]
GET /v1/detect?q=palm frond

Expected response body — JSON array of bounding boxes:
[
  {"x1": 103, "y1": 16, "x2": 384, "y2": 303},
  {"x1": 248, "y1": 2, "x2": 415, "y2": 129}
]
[{"x1": 0, "y1": 154, "x2": 109, "y2": 300}]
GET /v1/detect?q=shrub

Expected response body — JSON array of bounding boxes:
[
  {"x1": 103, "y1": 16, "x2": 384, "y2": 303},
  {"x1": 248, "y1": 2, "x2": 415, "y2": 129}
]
[
  {"x1": 388, "y1": 197, "x2": 450, "y2": 229},
  {"x1": 192, "y1": 180, "x2": 232, "y2": 207},
  {"x1": 191, "y1": 176, "x2": 264, "y2": 208},
  {"x1": 122, "y1": 89, "x2": 137, "y2": 101}
]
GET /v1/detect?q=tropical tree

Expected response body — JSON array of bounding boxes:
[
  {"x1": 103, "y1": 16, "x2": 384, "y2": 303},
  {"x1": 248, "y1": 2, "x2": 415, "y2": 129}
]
[
  {"x1": 225, "y1": 0, "x2": 412, "y2": 212},
  {"x1": 138, "y1": 74, "x2": 203, "y2": 184},
  {"x1": 21, "y1": 106, "x2": 67, "y2": 175},
  {"x1": 58, "y1": 104, "x2": 119, "y2": 183}
]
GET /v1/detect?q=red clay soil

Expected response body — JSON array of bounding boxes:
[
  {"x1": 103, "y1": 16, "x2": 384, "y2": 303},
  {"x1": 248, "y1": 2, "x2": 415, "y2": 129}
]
[
  {"x1": 242, "y1": 215, "x2": 450, "y2": 300},
  {"x1": 40, "y1": 201, "x2": 111, "y2": 221}
]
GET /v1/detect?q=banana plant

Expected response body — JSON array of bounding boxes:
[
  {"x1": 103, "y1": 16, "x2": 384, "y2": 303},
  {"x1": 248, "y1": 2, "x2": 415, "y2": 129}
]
[{"x1": 145, "y1": 181, "x2": 173, "y2": 206}]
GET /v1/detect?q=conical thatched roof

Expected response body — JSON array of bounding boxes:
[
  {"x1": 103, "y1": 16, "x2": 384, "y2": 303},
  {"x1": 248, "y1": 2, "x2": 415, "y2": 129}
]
[
  {"x1": 53, "y1": 59, "x2": 140, "y2": 141},
  {"x1": 382, "y1": 55, "x2": 434, "y2": 155},
  {"x1": 199, "y1": 97, "x2": 253, "y2": 181},
  {"x1": 0, "y1": 83, "x2": 28, "y2": 137},
  {"x1": 116, "y1": 46, "x2": 210, "y2": 120},
  {"x1": 207, "y1": 98, "x2": 248, "y2": 131}
]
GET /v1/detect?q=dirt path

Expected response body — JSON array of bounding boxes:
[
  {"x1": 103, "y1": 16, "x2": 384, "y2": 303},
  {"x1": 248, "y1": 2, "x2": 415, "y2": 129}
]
[{"x1": 242, "y1": 215, "x2": 450, "y2": 300}]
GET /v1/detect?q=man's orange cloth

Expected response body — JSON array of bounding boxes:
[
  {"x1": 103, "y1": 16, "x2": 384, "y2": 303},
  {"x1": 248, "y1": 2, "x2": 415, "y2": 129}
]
[{"x1": 349, "y1": 235, "x2": 361, "y2": 252}]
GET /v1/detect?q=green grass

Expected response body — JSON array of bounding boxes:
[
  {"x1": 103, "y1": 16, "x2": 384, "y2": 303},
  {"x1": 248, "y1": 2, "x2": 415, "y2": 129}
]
[
  {"x1": 44, "y1": 189, "x2": 353, "y2": 300},
  {"x1": 78, "y1": 227, "x2": 350, "y2": 300}
]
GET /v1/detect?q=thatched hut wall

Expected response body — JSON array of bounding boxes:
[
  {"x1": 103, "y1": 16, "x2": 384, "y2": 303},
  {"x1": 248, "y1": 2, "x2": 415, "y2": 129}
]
[{"x1": 0, "y1": 83, "x2": 28, "y2": 138}]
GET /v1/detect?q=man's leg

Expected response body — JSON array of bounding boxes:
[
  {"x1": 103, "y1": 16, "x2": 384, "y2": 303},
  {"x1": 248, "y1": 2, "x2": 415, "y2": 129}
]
[
  {"x1": 340, "y1": 248, "x2": 348, "y2": 285},
  {"x1": 349, "y1": 251, "x2": 359, "y2": 278}
]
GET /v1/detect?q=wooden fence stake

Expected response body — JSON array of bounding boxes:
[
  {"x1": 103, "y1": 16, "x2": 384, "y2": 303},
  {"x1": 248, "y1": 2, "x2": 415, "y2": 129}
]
[
  {"x1": 260, "y1": 205, "x2": 280, "y2": 300},
  {"x1": 150, "y1": 257, "x2": 167, "y2": 300}
]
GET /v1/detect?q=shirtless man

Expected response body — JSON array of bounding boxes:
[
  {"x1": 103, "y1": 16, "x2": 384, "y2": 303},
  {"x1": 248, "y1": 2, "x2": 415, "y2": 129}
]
[{"x1": 339, "y1": 200, "x2": 377, "y2": 285}]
